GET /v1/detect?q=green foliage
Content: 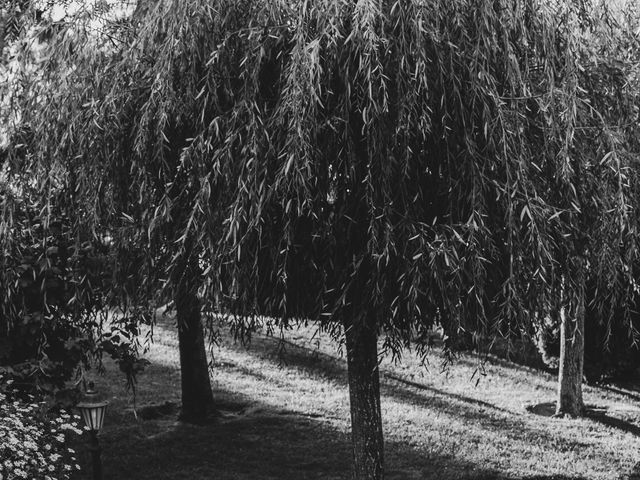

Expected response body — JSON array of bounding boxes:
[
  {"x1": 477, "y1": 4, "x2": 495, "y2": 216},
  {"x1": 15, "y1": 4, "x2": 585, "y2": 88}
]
[
  {"x1": 536, "y1": 279, "x2": 640, "y2": 382},
  {"x1": 5, "y1": 0, "x2": 640, "y2": 360},
  {"x1": 0, "y1": 168, "x2": 146, "y2": 399}
]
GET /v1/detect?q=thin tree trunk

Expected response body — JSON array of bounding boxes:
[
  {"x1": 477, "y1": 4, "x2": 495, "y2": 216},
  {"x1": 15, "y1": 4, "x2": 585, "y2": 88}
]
[
  {"x1": 556, "y1": 266, "x2": 585, "y2": 417},
  {"x1": 344, "y1": 317, "x2": 384, "y2": 480},
  {"x1": 174, "y1": 246, "x2": 214, "y2": 424}
]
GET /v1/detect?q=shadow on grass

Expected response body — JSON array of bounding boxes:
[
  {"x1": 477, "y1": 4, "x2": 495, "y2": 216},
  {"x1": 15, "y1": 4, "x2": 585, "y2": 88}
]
[
  {"x1": 78, "y1": 389, "x2": 597, "y2": 480},
  {"x1": 384, "y1": 371, "x2": 509, "y2": 414},
  {"x1": 91, "y1": 318, "x2": 622, "y2": 480},
  {"x1": 224, "y1": 332, "x2": 591, "y2": 450},
  {"x1": 519, "y1": 476, "x2": 588, "y2": 480},
  {"x1": 586, "y1": 411, "x2": 640, "y2": 437},
  {"x1": 72, "y1": 388, "x2": 513, "y2": 480},
  {"x1": 598, "y1": 384, "x2": 640, "y2": 403},
  {"x1": 526, "y1": 401, "x2": 640, "y2": 438},
  {"x1": 451, "y1": 353, "x2": 556, "y2": 389}
]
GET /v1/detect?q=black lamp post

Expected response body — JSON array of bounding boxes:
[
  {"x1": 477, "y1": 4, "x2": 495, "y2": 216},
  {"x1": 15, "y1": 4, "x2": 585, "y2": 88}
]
[{"x1": 77, "y1": 385, "x2": 108, "y2": 480}]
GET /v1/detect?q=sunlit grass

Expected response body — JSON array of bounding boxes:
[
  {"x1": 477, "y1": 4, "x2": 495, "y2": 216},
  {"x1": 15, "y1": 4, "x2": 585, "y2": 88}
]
[{"x1": 72, "y1": 312, "x2": 640, "y2": 479}]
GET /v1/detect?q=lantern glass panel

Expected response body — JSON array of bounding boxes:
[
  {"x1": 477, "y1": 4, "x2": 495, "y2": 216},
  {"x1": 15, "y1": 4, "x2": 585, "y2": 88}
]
[
  {"x1": 78, "y1": 402, "x2": 108, "y2": 431},
  {"x1": 80, "y1": 408, "x2": 92, "y2": 429}
]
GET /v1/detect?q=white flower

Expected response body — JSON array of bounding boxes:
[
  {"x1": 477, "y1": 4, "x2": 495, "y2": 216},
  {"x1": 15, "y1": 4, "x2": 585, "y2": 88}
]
[{"x1": 1, "y1": 384, "x2": 83, "y2": 480}]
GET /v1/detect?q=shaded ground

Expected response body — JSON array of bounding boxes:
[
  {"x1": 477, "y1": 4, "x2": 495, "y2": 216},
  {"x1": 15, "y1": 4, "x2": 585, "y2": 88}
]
[{"x1": 70, "y1": 314, "x2": 640, "y2": 479}]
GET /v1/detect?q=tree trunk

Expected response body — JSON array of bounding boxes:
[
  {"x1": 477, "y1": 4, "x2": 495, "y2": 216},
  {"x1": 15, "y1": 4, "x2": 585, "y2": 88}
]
[
  {"x1": 344, "y1": 317, "x2": 384, "y2": 480},
  {"x1": 174, "y1": 248, "x2": 214, "y2": 423},
  {"x1": 556, "y1": 268, "x2": 585, "y2": 417}
]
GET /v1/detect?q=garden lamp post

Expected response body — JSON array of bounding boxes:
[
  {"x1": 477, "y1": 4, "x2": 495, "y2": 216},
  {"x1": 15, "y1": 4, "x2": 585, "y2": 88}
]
[{"x1": 77, "y1": 385, "x2": 108, "y2": 480}]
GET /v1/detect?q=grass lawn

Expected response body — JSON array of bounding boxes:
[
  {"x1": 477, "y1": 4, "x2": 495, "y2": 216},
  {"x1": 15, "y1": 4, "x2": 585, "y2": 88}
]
[{"x1": 70, "y1": 312, "x2": 640, "y2": 480}]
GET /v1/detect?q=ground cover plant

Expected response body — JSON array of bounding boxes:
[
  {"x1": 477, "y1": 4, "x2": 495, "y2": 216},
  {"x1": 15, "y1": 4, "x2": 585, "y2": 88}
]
[
  {"x1": 72, "y1": 312, "x2": 640, "y2": 480},
  {"x1": 0, "y1": 379, "x2": 84, "y2": 480}
]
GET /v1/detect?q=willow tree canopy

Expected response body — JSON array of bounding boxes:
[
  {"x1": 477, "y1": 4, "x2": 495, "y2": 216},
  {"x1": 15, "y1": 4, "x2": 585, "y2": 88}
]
[{"x1": 4, "y1": 0, "x2": 639, "y2": 353}]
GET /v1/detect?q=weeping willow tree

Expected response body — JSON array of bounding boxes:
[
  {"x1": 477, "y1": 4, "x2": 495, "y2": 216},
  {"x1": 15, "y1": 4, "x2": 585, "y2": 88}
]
[
  {"x1": 1, "y1": 0, "x2": 215, "y2": 422},
  {"x1": 538, "y1": 1, "x2": 640, "y2": 416},
  {"x1": 5, "y1": 0, "x2": 640, "y2": 477}
]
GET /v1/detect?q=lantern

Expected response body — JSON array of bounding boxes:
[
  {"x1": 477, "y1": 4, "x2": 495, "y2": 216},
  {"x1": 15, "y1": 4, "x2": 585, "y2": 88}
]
[
  {"x1": 77, "y1": 395, "x2": 108, "y2": 431},
  {"x1": 77, "y1": 385, "x2": 108, "y2": 480}
]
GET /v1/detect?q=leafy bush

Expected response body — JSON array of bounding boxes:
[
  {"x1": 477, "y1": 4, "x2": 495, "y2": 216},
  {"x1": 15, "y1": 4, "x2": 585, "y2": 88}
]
[
  {"x1": 1, "y1": 177, "x2": 99, "y2": 393},
  {"x1": 535, "y1": 298, "x2": 640, "y2": 383},
  {"x1": 0, "y1": 379, "x2": 84, "y2": 480},
  {"x1": 0, "y1": 170, "x2": 146, "y2": 400}
]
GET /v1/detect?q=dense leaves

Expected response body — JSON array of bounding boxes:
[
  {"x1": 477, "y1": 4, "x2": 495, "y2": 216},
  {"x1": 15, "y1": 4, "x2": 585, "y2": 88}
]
[
  {"x1": 0, "y1": 168, "x2": 147, "y2": 399},
  {"x1": 3, "y1": 0, "x2": 640, "y2": 476},
  {"x1": 3, "y1": 0, "x2": 639, "y2": 355}
]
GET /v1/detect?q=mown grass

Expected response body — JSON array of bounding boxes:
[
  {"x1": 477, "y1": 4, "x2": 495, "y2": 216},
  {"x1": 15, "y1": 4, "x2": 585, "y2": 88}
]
[{"x1": 70, "y1": 312, "x2": 640, "y2": 479}]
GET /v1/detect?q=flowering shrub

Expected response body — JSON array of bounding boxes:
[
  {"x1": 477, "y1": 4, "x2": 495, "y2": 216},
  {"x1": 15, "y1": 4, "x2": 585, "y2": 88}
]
[{"x1": 0, "y1": 382, "x2": 84, "y2": 480}]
